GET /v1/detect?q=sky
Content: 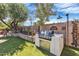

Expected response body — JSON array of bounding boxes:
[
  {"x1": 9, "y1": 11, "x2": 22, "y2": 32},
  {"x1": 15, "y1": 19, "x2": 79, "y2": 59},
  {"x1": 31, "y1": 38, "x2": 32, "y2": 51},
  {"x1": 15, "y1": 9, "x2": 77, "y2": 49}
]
[{"x1": 24, "y1": 3, "x2": 79, "y2": 26}]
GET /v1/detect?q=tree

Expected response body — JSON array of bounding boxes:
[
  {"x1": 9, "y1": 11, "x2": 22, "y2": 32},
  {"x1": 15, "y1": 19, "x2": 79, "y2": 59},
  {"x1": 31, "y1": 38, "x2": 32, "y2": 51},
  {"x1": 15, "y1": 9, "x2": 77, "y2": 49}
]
[
  {"x1": 0, "y1": 4, "x2": 28, "y2": 32},
  {"x1": 34, "y1": 3, "x2": 55, "y2": 33},
  {"x1": 0, "y1": 22, "x2": 8, "y2": 30},
  {"x1": 0, "y1": 4, "x2": 11, "y2": 28},
  {"x1": 8, "y1": 4, "x2": 28, "y2": 32}
]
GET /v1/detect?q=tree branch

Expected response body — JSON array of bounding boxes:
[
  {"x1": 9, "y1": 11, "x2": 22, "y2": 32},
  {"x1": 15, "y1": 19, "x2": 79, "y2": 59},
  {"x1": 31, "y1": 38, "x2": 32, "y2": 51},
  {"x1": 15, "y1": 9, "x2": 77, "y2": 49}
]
[{"x1": 0, "y1": 19, "x2": 11, "y2": 28}]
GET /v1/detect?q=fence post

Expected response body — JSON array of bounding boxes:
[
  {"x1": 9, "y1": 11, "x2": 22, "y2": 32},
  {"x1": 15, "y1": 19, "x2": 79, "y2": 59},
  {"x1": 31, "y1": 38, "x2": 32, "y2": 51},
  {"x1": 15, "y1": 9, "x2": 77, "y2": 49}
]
[
  {"x1": 50, "y1": 34, "x2": 64, "y2": 56},
  {"x1": 34, "y1": 33, "x2": 40, "y2": 47}
]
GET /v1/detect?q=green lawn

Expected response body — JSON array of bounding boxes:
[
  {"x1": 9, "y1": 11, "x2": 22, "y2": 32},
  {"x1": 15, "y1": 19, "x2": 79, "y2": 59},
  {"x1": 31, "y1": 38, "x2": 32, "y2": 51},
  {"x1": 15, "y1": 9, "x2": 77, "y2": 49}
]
[
  {"x1": 0, "y1": 36, "x2": 79, "y2": 56},
  {"x1": 61, "y1": 46, "x2": 79, "y2": 56},
  {"x1": 0, "y1": 36, "x2": 51, "y2": 56}
]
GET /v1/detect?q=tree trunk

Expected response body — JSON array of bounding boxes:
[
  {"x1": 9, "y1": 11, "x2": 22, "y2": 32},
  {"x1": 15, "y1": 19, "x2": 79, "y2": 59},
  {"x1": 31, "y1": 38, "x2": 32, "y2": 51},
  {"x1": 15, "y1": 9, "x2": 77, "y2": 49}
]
[
  {"x1": 0, "y1": 19, "x2": 11, "y2": 28},
  {"x1": 38, "y1": 25, "x2": 40, "y2": 35},
  {"x1": 10, "y1": 19, "x2": 18, "y2": 32}
]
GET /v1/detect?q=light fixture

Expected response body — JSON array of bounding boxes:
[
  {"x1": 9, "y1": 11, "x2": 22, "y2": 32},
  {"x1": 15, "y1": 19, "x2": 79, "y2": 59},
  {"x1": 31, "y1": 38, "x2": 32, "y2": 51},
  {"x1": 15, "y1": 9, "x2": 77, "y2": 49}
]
[{"x1": 57, "y1": 15, "x2": 62, "y2": 19}]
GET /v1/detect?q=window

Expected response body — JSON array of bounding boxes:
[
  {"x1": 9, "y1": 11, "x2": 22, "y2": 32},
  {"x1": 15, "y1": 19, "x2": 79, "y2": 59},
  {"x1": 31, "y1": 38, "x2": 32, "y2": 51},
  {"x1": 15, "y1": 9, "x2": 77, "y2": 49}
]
[{"x1": 50, "y1": 26, "x2": 57, "y2": 30}]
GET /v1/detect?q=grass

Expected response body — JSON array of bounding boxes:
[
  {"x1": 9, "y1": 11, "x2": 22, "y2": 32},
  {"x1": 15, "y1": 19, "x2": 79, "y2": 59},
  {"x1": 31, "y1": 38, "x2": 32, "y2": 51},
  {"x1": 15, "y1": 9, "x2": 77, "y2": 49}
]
[
  {"x1": 0, "y1": 36, "x2": 79, "y2": 56},
  {"x1": 0, "y1": 36, "x2": 51, "y2": 56},
  {"x1": 61, "y1": 46, "x2": 79, "y2": 56}
]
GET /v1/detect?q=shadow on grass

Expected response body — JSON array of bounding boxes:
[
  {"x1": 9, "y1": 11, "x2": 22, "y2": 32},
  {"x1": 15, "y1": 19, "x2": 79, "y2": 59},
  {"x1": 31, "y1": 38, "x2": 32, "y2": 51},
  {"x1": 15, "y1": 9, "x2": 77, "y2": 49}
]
[
  {"x1": 37, "y1": 47, "x2": 55, "y2": 56},
  {"x1": 0, "y1": 36, "x2": 56, "y2": 56},
  {"x1": 0, "y1": 36, "x2": 27, "y2": 56}
]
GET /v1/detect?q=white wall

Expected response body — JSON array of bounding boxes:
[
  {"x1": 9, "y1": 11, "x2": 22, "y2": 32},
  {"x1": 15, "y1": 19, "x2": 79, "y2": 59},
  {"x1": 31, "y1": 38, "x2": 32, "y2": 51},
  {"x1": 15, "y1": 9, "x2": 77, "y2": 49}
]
[
  {"x1": 50, "y1": 34, "x2": 64, "y2": 56},
  {"x1": 34, "y1": 34, "x2": 40, "y2": 47}
]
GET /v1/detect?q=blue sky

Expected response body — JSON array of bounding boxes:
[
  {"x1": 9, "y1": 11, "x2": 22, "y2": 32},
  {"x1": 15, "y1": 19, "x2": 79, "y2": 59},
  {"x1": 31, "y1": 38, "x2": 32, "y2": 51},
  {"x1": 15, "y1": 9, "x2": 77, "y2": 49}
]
[{"x1": 24, "y1": 3, "x2": 79, "y2": 26}]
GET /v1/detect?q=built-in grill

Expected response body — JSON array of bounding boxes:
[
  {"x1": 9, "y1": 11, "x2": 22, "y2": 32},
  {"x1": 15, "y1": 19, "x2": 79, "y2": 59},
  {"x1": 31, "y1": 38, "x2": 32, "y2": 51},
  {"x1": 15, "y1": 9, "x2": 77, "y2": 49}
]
[{"x1": 39, "y1": 30, "x2": 56, "y2": 40}]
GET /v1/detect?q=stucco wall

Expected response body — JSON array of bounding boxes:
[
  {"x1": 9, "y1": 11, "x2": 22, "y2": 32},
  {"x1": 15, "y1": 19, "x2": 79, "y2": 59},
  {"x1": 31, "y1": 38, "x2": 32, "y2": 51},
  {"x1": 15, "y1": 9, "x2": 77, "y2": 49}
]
[{"x1": 65, "y1": 22, "x2": 73, "y2": 46}]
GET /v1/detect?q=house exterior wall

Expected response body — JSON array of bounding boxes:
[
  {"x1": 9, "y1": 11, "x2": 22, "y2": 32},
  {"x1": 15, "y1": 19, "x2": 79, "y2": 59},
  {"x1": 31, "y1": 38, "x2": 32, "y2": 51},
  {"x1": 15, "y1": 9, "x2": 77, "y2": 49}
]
[
  {"x1": 22, "y1": 21, "x2": 79, "y2": 48},
  {"x1": 66, "y1": 21, "x2": 79, "y2": 48},
  {"x1": 77, "y1": 22, "x2": 79, "y2": 48},
  {"x1": 23, "y1": 22, "x2": 66, "y2": 33},
  {"x1": 66, "y1": 22, "x2": 73, "y2": 46}
]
